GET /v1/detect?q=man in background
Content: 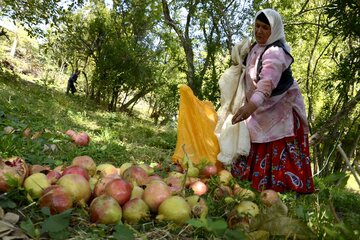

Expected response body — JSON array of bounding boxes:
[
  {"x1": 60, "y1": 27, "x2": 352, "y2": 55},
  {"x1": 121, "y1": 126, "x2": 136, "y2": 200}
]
[{"x1": 66, "y1": 69, "x2": 80, "y2": 95}]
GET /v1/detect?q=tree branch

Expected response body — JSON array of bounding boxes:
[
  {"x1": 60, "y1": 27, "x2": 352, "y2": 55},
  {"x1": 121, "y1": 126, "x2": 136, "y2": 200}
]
[{"x1": 310, "y1": 91, "x2": 360, "y2": 145}]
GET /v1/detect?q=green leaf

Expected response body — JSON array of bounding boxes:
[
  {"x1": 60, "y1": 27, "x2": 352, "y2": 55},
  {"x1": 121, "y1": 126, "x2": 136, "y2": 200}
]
[
  {"x1": 187, "y1": 218, "x2": 208, "y2": 228},
  {"x1": 224, "y1": 228, "x2": 247, "y2": 240},
  {"x1": 41, "y1": 207, "x2": 51, "y2": 216},
  {"x1": 20, "y1": 218, "x2": 38, "y2": 239},
  {"x1": 112, "y1": 224, "x2": 135, "y2": 240},
  {"x1": 207, "y1": 218, "x2": 228, "y2": 231},
  {"x1": 42, "y1": 209, "x2": 72, "y2": 233},
  {"x1": 0, "y1": 197, "x2": 17, "y2": 209},
  {"x1": 49, "y1": 230, "x2": 70, "y2": 240},
  {"x1": 295, "y1": 205, "x2": 308, "y2": 220},
  {"x1": 206, "y1": 218, "x2": 228, "y2": 236}
]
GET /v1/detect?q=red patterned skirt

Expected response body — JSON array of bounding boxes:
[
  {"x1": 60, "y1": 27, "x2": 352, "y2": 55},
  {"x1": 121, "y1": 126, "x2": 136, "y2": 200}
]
[{"x1": 231, "y1": 112, "x2": 315, "y2": 193}]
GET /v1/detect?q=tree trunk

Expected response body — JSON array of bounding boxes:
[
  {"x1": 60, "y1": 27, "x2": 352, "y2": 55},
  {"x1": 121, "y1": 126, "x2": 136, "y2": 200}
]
[
  {"x1": 162, "y1": 0, "x2": 201, "y2": 97},
  {"x1": 10, "y1": 36, "x2": 17, "y2": 57}
]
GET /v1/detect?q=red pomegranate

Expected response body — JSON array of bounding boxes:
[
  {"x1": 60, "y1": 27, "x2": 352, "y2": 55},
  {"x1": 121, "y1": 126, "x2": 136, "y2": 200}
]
[
  {"x1": 190, "y1": 180, "x2": 208, "y2": 196},
  {"x1": 71, "y1": 156, "x2": 96, "y2": 176},
  {"x1": 89, "y1": 195, "x2": 122, "y2": 224},
  {"x1": 57, "y1": 174, "x2": 91, "y2": 206},
  {"x1": 93, "y1": 173, "x2": 121, "y2": 197},
  {"x1": 200, "y1": 165, "x2": 217, "y2": 178},
  {"x1": 122, "y1": 166, "x2": 149, "y2": 186},
  {"x1": 64, "y1": 129, "x2": 77, "y2": 140},
  {"x1": 39, "y1": 185, "x2": 73, "y2": 214},
  {"x1": 104, "y1": 178, "x2": 132, "y2": 206},
  {"x1": 62, "y1": 165, "x2": 90, "y2": 181},
  {"x1": 143, "y1": 180, "x2": 172, "y2": 212},
  {"x1": 47, "y1": 170, "x2": 62, "y2": 184},
  {"x1": 0, "y1": 157, "x2": 29, "y2": 192},
  {"x1": 260, "y1": 189, "x2": 280, "y2": 207},
  {"x1": 74, "y1": 132, "x2": 90, "y2": 146}
]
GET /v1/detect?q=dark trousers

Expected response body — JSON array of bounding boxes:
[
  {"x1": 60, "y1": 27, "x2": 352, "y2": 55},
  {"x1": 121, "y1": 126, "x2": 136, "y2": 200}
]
[{"x1": 66, "y1": 81, "x2": 76, "y2": 94}]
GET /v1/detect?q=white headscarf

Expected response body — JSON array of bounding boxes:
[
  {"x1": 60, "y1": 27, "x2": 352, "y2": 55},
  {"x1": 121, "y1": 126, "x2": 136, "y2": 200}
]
[{"x1": 254, "y1": 9, "x2": 290, "y2": 51}]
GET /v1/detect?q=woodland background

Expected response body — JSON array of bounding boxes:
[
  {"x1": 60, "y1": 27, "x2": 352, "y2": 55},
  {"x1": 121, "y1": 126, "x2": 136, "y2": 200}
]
[{"x1": 0, "y1": 0, "x2": 359, "y2": 185}]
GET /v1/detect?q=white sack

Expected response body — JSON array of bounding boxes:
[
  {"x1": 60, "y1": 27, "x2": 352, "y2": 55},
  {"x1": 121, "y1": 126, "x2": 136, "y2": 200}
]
[{"x1": 215, "y1": 39, "x2": 251, "y2": 165}]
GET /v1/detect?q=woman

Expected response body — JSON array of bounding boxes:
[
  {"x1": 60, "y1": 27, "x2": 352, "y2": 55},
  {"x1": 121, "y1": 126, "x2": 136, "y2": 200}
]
[{"x1": 231, "y1": 9, "x2": 315, "y2": 193}]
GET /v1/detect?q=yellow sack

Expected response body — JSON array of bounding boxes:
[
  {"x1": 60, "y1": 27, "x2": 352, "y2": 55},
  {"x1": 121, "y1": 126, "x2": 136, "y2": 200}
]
[{"x1": 172, "y1": 85, "x2": 222, "y2": 169}]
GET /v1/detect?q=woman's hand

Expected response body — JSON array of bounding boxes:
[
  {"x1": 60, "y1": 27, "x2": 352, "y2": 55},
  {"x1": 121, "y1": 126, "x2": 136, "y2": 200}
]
[{"x1": 232, "y1": 102, "x2": 257, "y2": 124}]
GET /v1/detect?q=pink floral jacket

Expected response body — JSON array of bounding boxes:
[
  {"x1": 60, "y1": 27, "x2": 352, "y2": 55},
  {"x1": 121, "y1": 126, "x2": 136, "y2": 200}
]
[{"x1": 244, "y1": 44, "x2": 309, "y2": 143}]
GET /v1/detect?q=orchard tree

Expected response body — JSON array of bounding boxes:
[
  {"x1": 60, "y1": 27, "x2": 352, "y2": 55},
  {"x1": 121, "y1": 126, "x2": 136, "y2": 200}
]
[
  {"x1": 161, "y1": 0, "x2": 254, "y2": 99},
  {"x1": 0, "y1": 0, "x2": 84, "y2": 37}
]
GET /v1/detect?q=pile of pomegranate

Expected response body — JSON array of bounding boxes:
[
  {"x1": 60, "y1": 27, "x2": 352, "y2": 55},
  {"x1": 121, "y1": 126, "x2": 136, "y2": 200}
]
[
  {"x1": 0, "y1": 154, "x2": 284, "y2": 229},
  {"x1": 1, "y1": 127, "x2": 289, "y2": 237}
]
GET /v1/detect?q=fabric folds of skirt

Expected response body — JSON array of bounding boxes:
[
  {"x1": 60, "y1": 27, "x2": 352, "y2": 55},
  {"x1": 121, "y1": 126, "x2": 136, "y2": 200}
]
[{"x1": 231, "y1": 111, "x2": 315, "y2": 193}]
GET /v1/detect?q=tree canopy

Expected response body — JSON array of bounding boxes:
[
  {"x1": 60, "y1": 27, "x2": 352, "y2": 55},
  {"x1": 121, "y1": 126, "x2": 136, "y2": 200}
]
[{"x1": 0, "y1": 0, "x2": 359, "y2": 177}]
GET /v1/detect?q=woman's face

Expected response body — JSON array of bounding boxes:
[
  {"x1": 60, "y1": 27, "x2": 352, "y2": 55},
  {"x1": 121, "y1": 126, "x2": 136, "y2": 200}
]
[{"x1": 255, "y1": 20, "x2": 271, "y2": 45}]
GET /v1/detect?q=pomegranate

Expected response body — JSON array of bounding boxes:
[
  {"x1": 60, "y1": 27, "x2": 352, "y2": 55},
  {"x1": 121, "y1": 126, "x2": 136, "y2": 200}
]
[
  {"x1": 46, "y1": 170, "x2": 62, "y2": 184},
  {"x1": 164, "y1": 176, "x2": 183, "y2": 194},
  {"x1": 122, "y1": 166, "x2": 149, "y2": 186},
  {"x1": 167, "y1": 171, "x2": 184, "y2": 179},
  {"x1": 156, "y1": 196, "x2": 191, "y2": 224},
  {"x1": 200, "y1": 165, "x2": 217, "y2": 178},
  {"x1": 143, "y1": 180, "x2": 172, "y2": 212},
  {"x1": 122, "y1": 198, "x2": 150, "y2": 224},
  {"x1": 118, "y1": 162, "x2": 133, "y2": 176},
  {"x1": 71, "y1": 156, "x2": 96, "y2": 176},
  {"x1": 89, "y1": 177, "x2": 98, "y2": 192},
  {"x1": 39, "y1": 185, "x2": 73, "y2": 214},
  {"x1": 187, "y1": 195, "x2": 208, "y2": 218},
  {"x1": 74, "y1": 132, "x2": 90, "y2": 146},
  {"x1": 29, "y1": 164, "x2": 50, "y2": 175},
  {"x1": 230, "y1": 201, "x2": 260, "y2": 231},
  {"x1": 146, "y1": 174, "x2": 163, "y2": 182},
  {"x1": 0, "y1": 157, "x2": 29, "y2": 192},
  {"x1": 89, "y1": 195, "x2": 122, "y2": 224},
  {"x1": 170, "y1": 164, "x2": 183, "y2": 173},
  {"x1": 54, "y1": 165, "x2": 64, "y2": 173},
  {"x1": 0, "y1": 167, "x2": 19, "y2": 192},
  {"x1": 62, "y1": 165, "x2": 90, "y2": 181},
  {"x1": 185, "y1": 195, "x2": 200, "y2": 208},
  {"x1": 64, "y1": 129, "x2": 77, "y2": 140},
  {"x1": 93, "y1": 174, "x2": 121, "y2": 197},
  {"x1": 6, "y1": 157, "x2": 29, "y2": 177},
  {"x1": 218, "y1": 169, "x2": 233, "y2": 185},
  {"x1": 260, "y1": 189, "x2": 280, "y2": 207},
  {"x1": 96, "y1": 163, "x2": 118, "y2": 177},
  {"x1": 185, "y1": 176, "x2": 200, "y2": 187},
  {"x1": 138, "y1": 163, "x2": 154, "y2": 176},
  {"x1": 57, "y1": 174, "x2": 91, "y2": 206},
  {"x1": 130, "y1": 185, "x2": 144, "y2": 199},
  {"x1": 190, "y1": 181, "x2": 208, "y2": 196},
  {"x1": 187, "y1": 165, "x2": 199, "y2": 178},
  {"x1": 213, "y1": 185, "x2": 233, "y2": 200},
  {"x1": 24, "y1": 172, "x2": 51, "y2": 199},
  {"x1": 235, "y1": 201, "x2": 260, "y2": 218},
  {"x1": 104, "y1": 178, "x2": 132, "y2": 206},
  {"x1": 234, "y1": 188, "x2": 256, "y2": 201}
]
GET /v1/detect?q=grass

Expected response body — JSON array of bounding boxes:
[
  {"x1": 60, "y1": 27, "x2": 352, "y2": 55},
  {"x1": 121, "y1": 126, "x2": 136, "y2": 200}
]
[
  {"x1": 0, "y1": 69, "x2": 176, "y2": 168},
  {"x1": 1, "y1": 68, "x2": 360, "y2": 239}
]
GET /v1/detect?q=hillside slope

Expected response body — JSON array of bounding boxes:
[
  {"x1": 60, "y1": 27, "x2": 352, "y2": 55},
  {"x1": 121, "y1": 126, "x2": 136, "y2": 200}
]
[{"x1": 0, "y1": 69, "x2": 177, "y2": 168}]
